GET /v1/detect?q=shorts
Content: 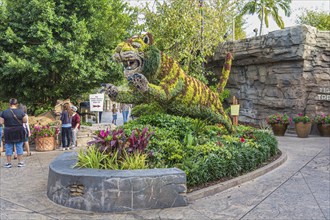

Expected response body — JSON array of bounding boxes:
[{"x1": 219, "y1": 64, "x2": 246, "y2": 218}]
[
  {"x1": 113, "y1": 114, "x2": 117, "y2": 120},
  {"x1": 5, "y1": 142, "x2": 24, "y2": 156}
]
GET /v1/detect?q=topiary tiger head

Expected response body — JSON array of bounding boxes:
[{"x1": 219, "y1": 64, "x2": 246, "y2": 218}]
[{"x1": 113, "y1": 33, "x2": 161, "y2": 81}]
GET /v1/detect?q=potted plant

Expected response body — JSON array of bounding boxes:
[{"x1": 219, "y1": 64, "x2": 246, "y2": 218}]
[
  {"x1": 293, "y1": 114, "x2": 312, "y2": 138},
  {"x1": 31, "y1": 124, "x2": 59, "y2": 151},
  {"x1": 314, "y1": 113, "x2": 330, "y2": 137},
  {"x1": 266, "y1": 113, "x2": 291, "y2": 136}
]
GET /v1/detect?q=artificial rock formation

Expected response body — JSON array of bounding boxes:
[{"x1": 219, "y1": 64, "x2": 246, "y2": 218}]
[{"x1": 208, "y1": 25, "x2": 330, "y2": 123}]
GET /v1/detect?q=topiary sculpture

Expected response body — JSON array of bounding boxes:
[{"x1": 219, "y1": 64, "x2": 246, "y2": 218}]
[{"x1": 103, "y1": 33, "x2": 233, "y2": 133}]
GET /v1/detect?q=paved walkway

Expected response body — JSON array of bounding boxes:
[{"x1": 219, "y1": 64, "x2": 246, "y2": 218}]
[{"x1": 0, "y1": 135, "x2": 329, "y2": 219}]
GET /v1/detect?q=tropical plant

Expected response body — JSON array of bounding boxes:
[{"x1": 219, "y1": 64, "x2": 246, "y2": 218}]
[
  {"x1": 120, "y1": 151, "x2": 149, "y2": 170},
  {"x1": 314, "y1": 113, "x2": 330, "y2": 124},
  {"x1": 293, "y1": 113, "x2": 311, "y2": 123},
  {"x1": 241, "y1": 0, "x2": 291, "y2": 35},
  {"x1": 296, "y1": 9, "x2": 330, "y2": 30},
  {"x1": 75, "y1": 147, "x2": 109, "y2": 169},
  {"x1": 266, "y1": 113, "x2": 291, "y2": 124}
]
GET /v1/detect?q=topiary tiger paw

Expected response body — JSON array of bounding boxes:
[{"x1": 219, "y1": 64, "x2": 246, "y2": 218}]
[
  {"x1": 127, "y1": 73, "x2": 149, "y2": 93},
  {"x1": 101, "y1": 83, "x2": 118, "y2": 100}
]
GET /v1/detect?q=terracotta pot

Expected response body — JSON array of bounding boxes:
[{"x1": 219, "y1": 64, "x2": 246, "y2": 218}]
[
  {"x1": 317, "y1": 124, "x2": 330, "y2": 137},
  {"x1": 295, "y1": 122, "x2": 312, "y2": 138},
  {"x1": 270, "y1": 123, "x2": 288, "y2": 136},
  {"x1": 35, "y1": 136, "x2": 55, "y2": 151}
]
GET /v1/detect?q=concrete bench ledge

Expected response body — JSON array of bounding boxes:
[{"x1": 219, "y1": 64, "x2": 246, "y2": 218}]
[{"x1": 47, "y1": 152, "x2": 188, "y2": 212}]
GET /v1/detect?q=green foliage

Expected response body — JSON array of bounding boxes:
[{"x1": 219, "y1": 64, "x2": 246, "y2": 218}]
[
  {"x1": 75, "y1": 146, "x2": 108, "y2": 169},
  {"x1": 76, "y1": 147, "x2": 149, "y2": 170},
  {"x1": 266, "y1": 113, "x2": 291, "y2": 125},
  {"x1": 120, "y1": 151, "x2": 149, "y2": 170},
  {"x1": 122, "y1": 113, "x2": 278, "y2": 187},
  {"x1": 0, "y1": 101, "x2": 7, "y2": 111},
  {"x1": 241, "y1": 0, "x2": 291, "y2": 35},
  {"x1": 293, "y1": 113, "x2": 311, "y2": 124},
  {"x1": 314, "y1": 113, "x2": 330, "y2": 124},
  {"x1": 296, "y1": 9, "x2": 330, "y2": 30},
  {"x1": 31, "y1": 124, "x2": 59, "y2": 139},
  {"x1": 141, "y1": 0, "x2": 245, "y2": 77},
  {"x1": 77, "y1": 113, "x2": 279, "y2": 187},
  {"x1": 80, "y1": 121, "x2": 92, "y2": 126},
  {"x1": 0, "y1": 0, "x2": 138, "y2": 111},
  {"x1": 131, "y1": 102, "x2": 166, "y2": 118}
]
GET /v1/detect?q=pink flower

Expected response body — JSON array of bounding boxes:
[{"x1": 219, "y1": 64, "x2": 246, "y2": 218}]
[{"x1": 240, "y1": 137, "x2": 245, "y2": 143}]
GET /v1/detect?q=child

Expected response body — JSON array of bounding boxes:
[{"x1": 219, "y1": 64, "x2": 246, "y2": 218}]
[{"x1": 112, "y1": 104, "x2": 117, "y2": 125}]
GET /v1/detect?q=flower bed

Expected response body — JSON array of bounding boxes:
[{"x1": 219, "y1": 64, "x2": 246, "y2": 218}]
[{"x1": 76, "y1": 113, "x2": 279, "y2": 188}]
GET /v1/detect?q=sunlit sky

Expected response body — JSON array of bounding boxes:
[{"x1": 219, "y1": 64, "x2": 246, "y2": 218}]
[{"x1": 125, "y1": 0, "x2": 329, "y2": 37}]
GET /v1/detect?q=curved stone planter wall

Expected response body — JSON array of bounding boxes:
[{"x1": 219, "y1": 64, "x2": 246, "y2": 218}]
[{"x1": 47, "y1": 152, "x2": 188, "y2": 212}]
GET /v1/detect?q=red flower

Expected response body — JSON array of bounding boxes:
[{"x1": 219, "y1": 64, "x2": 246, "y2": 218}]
[{"x1": 240, "y1": 137, "x2": 245, "y2": 143}]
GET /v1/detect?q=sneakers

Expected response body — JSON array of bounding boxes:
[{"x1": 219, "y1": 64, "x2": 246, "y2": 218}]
[
  {"x1": 3, "y1": 162, "x2": 25, "y2": 168},
  {"x1": 3, "y1": 163, "x2": 12, "y2": 168},
  {"x1": 70, "y1": 145, "x2": 76, "y2": 150},
  {"x1": 18, "y1": 162, "x2": 25, "y2": 167},
  {"x1": 62, "y1": 147, "x2": 69, "y2": 151}
]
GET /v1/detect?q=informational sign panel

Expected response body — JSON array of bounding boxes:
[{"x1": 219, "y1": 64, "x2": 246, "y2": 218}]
[{"x1": 89, "y1": 94, "x2": 104, "y2": 112}]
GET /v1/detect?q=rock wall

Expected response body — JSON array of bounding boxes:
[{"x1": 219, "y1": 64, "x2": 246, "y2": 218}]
[{"x1": 207, "y1": 25, "x2": 330, "y2": 123}]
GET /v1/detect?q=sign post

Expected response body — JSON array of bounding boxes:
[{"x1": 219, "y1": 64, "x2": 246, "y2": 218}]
[
  {"x1": 89, "y1": 94, "x2": 104, "y2": 124},
  {"x1": 231, "y1": 96, "x2": 239, "y2": 126}
]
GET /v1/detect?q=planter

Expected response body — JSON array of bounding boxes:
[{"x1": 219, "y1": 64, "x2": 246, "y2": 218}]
[
  {"x1": 35, "y1": 136, "x2": 56, "y2": 151},
  {"x1": 317, "y1": 124, "x2": 330, "y2": 137},
  {"x1": 270, "y1": 124, "x2": 288, "y2": 136},
  {"x1": 295, "y1": 122, "x2": 312, "y2": 138}
]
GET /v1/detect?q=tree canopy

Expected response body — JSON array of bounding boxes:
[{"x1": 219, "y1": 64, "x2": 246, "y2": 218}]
[
  {"x1": 0, "y1": 0, "x2": 138, "y2": 112},
  {"x1": 140, "y1": 0, "x2": 245, "y2": 82},
  {"x1": 296, "y1": 9, "x2": 330, "y2": 31}
]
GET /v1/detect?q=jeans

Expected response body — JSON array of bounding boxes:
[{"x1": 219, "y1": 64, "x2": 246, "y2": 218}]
[
  {"x1": 0, "y1": 126, "x2": 2, "y2": 146},
  {"x1": 61, "y1": 127, "x2": 71, "y2": 148},
  {"x1": 71, "y1": 128, "x2": 78, "y2": 146},
  {"x1": 5, "y1": 142, "x2": 24, "y2": 156},
  {"x1": 122, "y1": 110, "x2": 129, "y2": 123}
]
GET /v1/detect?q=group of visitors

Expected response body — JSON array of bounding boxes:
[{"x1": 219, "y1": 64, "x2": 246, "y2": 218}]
[
  {"x1": 60, "y1": 103, "x2": 80, "y2": 151},
  {"x1": 0, "y1": 98, "x2": 81, "y2": 168},
  {"x1": 111, "y1": 103, "x2": 131, "y2": 125}
]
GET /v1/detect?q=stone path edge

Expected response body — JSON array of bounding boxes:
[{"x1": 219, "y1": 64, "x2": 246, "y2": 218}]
[{"x1": 187, "y1": 150, "x2": 288, "y2": 202}]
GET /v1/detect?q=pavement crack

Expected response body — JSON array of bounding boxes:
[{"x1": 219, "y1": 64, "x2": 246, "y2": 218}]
[
  {"x1": 300, "y1": 169, "x2": 328, "y2": 219},
  {"x1": 0, "y1": 197, "x2": 58, "y2": 219},
  {"x1": 239, "y1": 146, "x2": 327, "y2": 220}
]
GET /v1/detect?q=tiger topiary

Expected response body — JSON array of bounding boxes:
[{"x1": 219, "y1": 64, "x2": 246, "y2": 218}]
[{"x1": 103, "y1": 33, "x2": 233, "y2": 133}]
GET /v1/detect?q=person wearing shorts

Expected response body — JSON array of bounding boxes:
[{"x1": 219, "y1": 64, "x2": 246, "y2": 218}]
[{"x1": 0, "y1": 98, "x2": 27, "y2": 168}]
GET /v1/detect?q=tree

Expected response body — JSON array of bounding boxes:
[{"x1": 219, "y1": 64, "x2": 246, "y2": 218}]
[
  {"x1": 296, "y1": 9, "x2": 330, "y2": 31},
  {"x1": 140, "y1": 0, "x2": 245, "y2": 82},
  {"x1": 0, "y1": 0, "x2": 138, "y2": 113},
  {"x1": 241, "y1": 0, "x2": 291, "y2": 36}
]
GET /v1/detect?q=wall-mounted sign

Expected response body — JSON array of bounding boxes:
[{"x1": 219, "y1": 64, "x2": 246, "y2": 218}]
[
  {"x1": 89, "y1": 94, "x2": 104, "y2": 112},
  {"x1": 316, "y1": 87, "x2": 330, "y2": 101}
]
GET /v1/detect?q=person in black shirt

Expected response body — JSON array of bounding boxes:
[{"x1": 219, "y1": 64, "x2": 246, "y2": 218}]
[{"x1": 0, "y1": 98, "x2": 27, "y2": 168}]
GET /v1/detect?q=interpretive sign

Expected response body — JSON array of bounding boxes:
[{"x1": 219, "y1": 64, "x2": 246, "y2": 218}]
[{"x1": 89, "y1": 94, "x2": 104, "y2": 111}]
